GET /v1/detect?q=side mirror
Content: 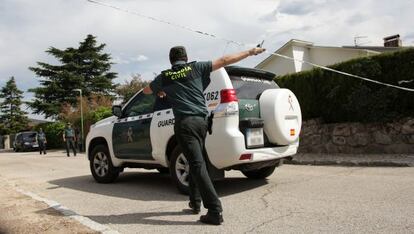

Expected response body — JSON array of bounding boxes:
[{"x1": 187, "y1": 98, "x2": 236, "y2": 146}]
[{"x1": 112, "y1": 105, "x2": 122, "y2": 118}]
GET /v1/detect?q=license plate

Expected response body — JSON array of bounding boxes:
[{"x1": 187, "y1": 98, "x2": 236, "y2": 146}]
[
  {"x1": 245, "y1": 128, "x2": 264, "y2": 147},
  {"x1": 33, "y1": 144, "x2": 39, "y2": 147}
]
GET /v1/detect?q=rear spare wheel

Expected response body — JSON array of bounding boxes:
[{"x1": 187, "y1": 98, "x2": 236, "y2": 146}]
[{"x1": 259, "y1": 89, "x2": 302, "y2": 145}]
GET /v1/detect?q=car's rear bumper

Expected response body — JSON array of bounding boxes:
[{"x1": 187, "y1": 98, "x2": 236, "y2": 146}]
[
  {"x1": 206, "y1": 115, "x2": 299, "y2": 169},
  {"x1": 17, "y1": 145, "x2": 39, "y2": 151},
  {"x1": 242, "y1": 144, "x2": 298, "y2": 162},
  {"x1": 217, "y1": 144, "x2": 298, "y2": 170}
]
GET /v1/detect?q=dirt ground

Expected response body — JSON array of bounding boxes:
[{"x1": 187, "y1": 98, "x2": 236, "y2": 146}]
[{"x1": 0, "y1": 183, "x2": 97, "y2": 234}]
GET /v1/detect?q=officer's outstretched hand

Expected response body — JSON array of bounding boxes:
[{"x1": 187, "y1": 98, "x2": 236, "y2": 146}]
[
  {"x1": 249, "y1": 47, "x2": 266, "y2": 56},
  {"x1": 157, "y1": 91, "x2": 167, "y2": 98}
]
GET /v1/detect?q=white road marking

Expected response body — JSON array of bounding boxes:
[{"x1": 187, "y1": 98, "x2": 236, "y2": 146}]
[{"x1": 4, "y1": 179, "x2": 120, "y2": 234}]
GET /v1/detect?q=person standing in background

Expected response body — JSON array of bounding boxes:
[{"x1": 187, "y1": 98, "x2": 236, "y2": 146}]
[
  {"x1": 37, "y1": 128, "x2": 47, "y2": 155},
  {"x1": 63, "y1": 123, "x2": 77, "y2": 157}
]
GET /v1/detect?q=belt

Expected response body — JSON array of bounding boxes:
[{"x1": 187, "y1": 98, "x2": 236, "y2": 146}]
[{"x1": 175, "y1": 114, "x2": 207, "y2": 121}]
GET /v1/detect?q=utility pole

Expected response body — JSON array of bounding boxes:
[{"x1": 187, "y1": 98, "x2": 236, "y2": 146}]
[{"x1": 73, "y1": 89, "x2": 84, "y2": 152}]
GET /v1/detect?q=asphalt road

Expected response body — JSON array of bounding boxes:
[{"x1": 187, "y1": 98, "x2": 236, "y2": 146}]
[{"x1": 1, "y1": 150, "x2": 413, "y2": 233}]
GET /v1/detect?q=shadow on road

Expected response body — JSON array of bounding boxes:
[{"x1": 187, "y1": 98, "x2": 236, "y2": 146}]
[
  {"x1": 48, "y1": 171, "x2": 268, "y2": 201},
  {"x1": 36, "y1": 207, "x2": 206, "y2": 226},
  {"x1": 88, "y1": 211, "x2": 205, "y2": 226}
]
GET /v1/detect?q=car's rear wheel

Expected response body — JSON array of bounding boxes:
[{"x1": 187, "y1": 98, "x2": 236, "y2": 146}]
[
  {"x1": 241, "y1": 165, "x2": 277, "y2": 179},
  {"x1": 90, "y1": 145, "x2": 119, "y2": 183},
  {"x1": 170, "y1": 146, "x2": 189, "y2": 194}
]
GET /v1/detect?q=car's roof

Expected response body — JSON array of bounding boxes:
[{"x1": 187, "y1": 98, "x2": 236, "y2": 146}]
[{"x1": 17, "y1": 131, "x2": 37, "y2": 135}]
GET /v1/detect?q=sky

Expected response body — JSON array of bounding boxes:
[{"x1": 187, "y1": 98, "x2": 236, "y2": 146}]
[{"x1": 0, "y1": 0, "x2": 413, "y2": 118}]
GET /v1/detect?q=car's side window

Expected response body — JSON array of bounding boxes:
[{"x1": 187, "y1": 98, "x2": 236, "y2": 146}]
[{"x1": 123, "y1": 92, "x2": 155, "y2": 117}]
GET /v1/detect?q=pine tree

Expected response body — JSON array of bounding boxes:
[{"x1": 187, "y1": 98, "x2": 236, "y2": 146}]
[
  {"x1": 0, "y1": 77, "x2": 29, "y2": 135},
  {"x1": 28, "y1": 34, "x2": 117, "y2": 118}
]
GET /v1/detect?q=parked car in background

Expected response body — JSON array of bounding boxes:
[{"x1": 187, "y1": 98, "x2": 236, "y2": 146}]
[{"x1": 13, "y1": 131, "x2": 39, "y2": 152}]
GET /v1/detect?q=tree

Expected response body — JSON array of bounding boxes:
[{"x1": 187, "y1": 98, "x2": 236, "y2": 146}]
[
  {"x1": 60, "y1": 94, "x2": 113, "y2": 138},
  {"x1": 115, "y1": 73, "x2": 149, "y2": 104},
  {"x1": 28, "y1": 34, "x2": 117, "y2": 118},
  {"x1": 0, "y1": 77, "x2": 29, "y2": 135}
]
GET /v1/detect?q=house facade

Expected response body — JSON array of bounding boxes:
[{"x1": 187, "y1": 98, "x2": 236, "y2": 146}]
[{"x1": 256, "y1": 35, "x2": 406, "y2": 77}]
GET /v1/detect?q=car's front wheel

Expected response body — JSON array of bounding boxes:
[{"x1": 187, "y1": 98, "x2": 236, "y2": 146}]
[
  {"x1": 90, "y1": 145, "x2": 120, "y2": 183},
  {"x1": 170, "y1": 146, "x2": 190, "y2": 194},
  {"x1": 241, "y1": 165, "x2": 277, "y2": 179}
]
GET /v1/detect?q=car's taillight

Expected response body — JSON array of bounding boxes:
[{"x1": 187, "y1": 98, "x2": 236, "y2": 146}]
[
  {"x1": 220, "y1": 89, "x2": 238, "y2": 103},
  {"x1": 214, "y1": 89, "x2": 239, "y2": 118},
  {"x1": 239, "y1": 153, "x2": 252, "y2": 160}
]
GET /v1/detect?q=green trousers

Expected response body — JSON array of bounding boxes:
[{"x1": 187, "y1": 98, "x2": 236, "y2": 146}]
[{"x1": 174, "y1": 115, "x2": 222, "y2": 213}]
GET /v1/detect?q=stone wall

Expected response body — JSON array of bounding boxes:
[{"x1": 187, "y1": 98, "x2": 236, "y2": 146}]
[
  {"x1": 299, "y1": 118, "x2": 414, "y2": 154},
  {"x1": 2, "y1": 135, "x2": 11, "y2": 150}
]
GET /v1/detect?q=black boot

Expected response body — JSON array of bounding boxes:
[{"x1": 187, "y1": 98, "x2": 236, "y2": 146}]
[
  {"x1": 200, "y1": 211, "x2": 223, "y2": 225},
  {"x1": 188, "y1": 202, "x2": 200, "y2": 214}
]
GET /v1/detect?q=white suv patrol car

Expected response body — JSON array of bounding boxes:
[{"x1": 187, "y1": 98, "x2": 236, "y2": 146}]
[{"x1": 86, "y1": 66, "x2": 302, "y2": 194}]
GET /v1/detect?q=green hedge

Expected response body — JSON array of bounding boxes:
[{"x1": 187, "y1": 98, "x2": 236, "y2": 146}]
[{"x1": 277, "y1": 48, "x2": 414, "y2": 123}]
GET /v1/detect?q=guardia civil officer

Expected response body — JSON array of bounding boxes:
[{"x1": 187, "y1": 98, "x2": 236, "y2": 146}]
[
  {"x1": 63, "y1": 123, "x2": 77, "y2": 157},
  {"x1": 37, "y1": 128, "x2": 47, "y2": 155},
  {"x1": 143, "y1": 46, "x2": 265, "y2": 225}
]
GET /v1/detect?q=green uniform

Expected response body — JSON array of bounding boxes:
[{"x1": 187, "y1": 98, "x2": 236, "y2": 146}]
[
  {"x1": 38, "y1": 131, "x2": 47, "y2": 154},
  {"x1": 64, "y1": 128, "x2": 75, "y2": 138},
  {"x1": 150, "y1": 61, "x2": 222, "y2": 214},
  {"x1": 150, "y1": 61, "x2": 212, "y2": 118}
]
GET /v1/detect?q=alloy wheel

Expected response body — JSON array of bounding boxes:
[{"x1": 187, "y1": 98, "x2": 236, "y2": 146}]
[
  {"x1": 93, "y1": 152, "x2": 109, "y2": 177},
  {"x1": 175, "y1": 153, "x2": 189, "y2": 186}
]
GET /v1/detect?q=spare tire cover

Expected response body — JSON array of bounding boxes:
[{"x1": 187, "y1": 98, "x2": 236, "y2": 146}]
[{"x1": 259, "y1": 89, "x2": 302, "y2": 145}]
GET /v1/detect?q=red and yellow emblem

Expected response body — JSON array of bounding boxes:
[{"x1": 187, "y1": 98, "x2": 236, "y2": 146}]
[{"x1": 290, "y1": 128, "x2": 295, "y2": 136}]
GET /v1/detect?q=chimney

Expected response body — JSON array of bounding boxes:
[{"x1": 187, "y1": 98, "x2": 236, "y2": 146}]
[{"x1": 383, "y1": 34, "x2": 402, "y2": 47}]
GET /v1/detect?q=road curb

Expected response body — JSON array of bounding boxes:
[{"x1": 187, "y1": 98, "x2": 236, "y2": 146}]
[
  {"x1": 2, "y1": 178, "x2": 119, "y2": 234},
  {"x1": 285, "y1": 153, "x2": 414, "y2": 167}
]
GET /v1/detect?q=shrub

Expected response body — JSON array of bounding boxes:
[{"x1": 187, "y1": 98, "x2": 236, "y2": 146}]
[
  {"x1": 88, "y1": 106, "x2": 112, "y2": 123},
  {"x1": 277, "y1": 48, "x2": 414, "y2": 123}
]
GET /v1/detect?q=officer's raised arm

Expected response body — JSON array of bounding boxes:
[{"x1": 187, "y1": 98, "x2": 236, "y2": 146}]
[{"x1": 212, "y1": 47, "x2": 265, "y2": 71}]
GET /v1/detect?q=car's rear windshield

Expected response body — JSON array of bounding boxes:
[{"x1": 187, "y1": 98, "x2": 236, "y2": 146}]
[
  {"x1": 225, "y1": 66, "x2": 278, "y2": 99},
  {"x1": 230, "y1": 76, "x2": 279, "y2": 99},
  {"x1": 22, "y1": 133, "x2": 37, "y2": 141}
]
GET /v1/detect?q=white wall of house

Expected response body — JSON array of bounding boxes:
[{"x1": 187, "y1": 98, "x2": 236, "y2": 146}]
[
  {"x1": 256, "y1": 39, "x2": 380, "y2": 77},
  {"x1": 256, "y1": 45, "x2": 295, "y2": 76},
  {"x1": 292, "y1": 45, "x2": 312, "y2": 72},
  {"x1": 309, "y1": 47, "x2": 376, "y2": 67}
]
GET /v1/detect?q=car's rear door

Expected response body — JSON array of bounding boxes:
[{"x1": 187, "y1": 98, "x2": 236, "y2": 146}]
[
  {"x1": 225, "y1": 66, "x2": 279, "y2": 148},
  {"x1": 112, "y1": 92, "x2": 155, "y2": 160}
]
